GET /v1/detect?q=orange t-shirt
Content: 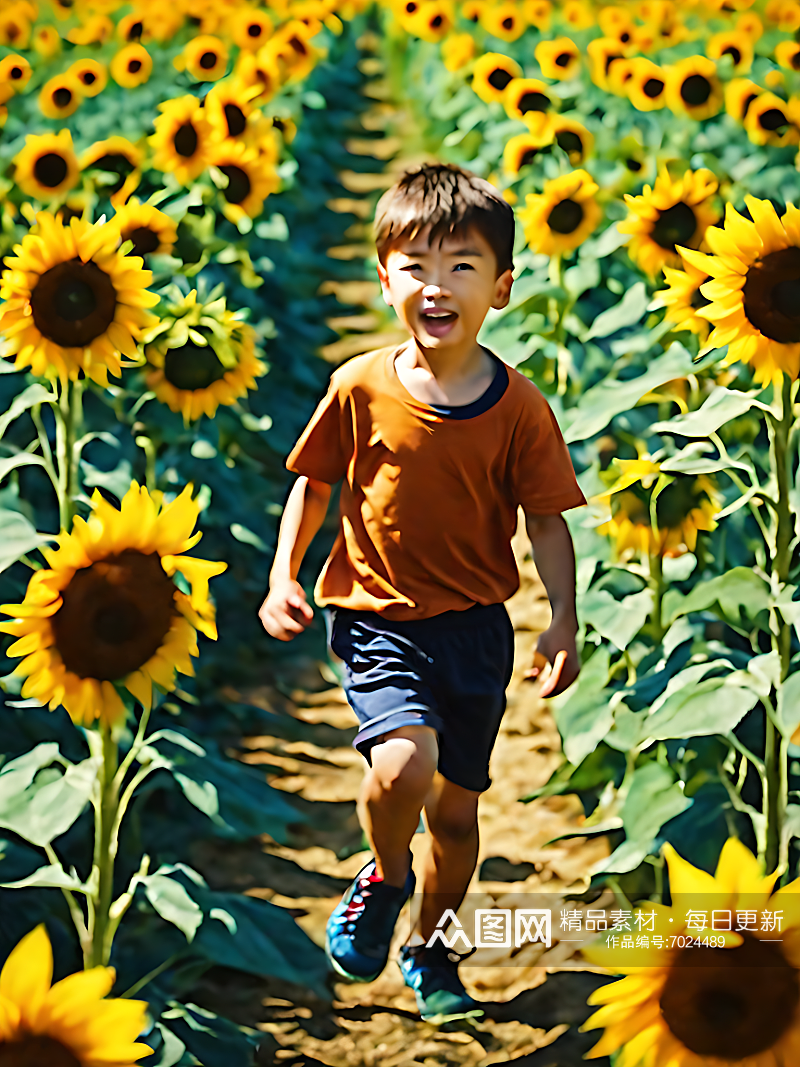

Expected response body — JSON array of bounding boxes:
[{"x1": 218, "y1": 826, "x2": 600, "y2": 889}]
[{"x1": 285, "y1": 344, "x2": 586, "y2": 621}]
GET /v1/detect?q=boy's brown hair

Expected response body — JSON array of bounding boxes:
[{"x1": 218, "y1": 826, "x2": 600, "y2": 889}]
[{"x1": 373, "y1": 163, "x2": 515, "y2": 276}]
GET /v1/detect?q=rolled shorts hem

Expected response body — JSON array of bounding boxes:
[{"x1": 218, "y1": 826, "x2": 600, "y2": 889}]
[{"x1": 353, "y1": 707, "x2": 443, "y2": 759}]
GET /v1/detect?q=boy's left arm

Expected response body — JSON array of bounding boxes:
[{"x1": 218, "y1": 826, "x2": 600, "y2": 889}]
[{"x1": 523, "y1": 511, "x2": 580, "y2": 698}]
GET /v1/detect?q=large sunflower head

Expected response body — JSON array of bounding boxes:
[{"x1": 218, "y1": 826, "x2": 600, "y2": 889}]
[
  {"x1": 503, "y1": 129, "x2": 553, "y2": 176},
  {"x1": 744, "y1": 91, "x2": 800, "y2": 147},
  {"x1": 68, "y1": 57, "x2": 108, "y2": 97},
  {"x1": 209, "y1": 140, "x2": 280, "y2": 224},
  {"x1": 587, "y1": 37, "x2": 629, "y2": 91},
  {"x1": 518, "y1": 169, "x2": 602, "y2": 257},
  {"x1": 232, "y1": 6, "x2": 273, "y2": 50},
  {"x1": 619, "y1": 167, "x2": 720, "y2": 277},
  {"x1": 582, "y1": 838, "x2": 800, "y2": 1066},
  {"x1": 535, "y1": 36, "x2": 580, "y2": 80},
  {"x1": 481, "y1": 0, "x2": 527, "y2": 41},
  {"x1": 471, "y1": 51, "x2": 522, "y2": 103},
  {"x1": 149, "y1": 95, "x2": 213, "y2": 186},
  {"x1": 522, "y1": 0, "x2": 551, "y2": 30},
  {"x1": 262, "y1": 20, "x2": 319, "y2": 82},
  {"x1": 776, "y1": 38, "x2": 800, "y2": 71},
  {"x1": 33, "y1": 24, "x2": 61, "y2": 58},
  {"x1": 651, "y1": 257, "x2": 712, "y2": 340},
  {"x1": 594, "y1": 458, "x2": 720, "y2": 558},
  {"x1": 706, "y1": 28, "x2": 754, "y2": 73},
  {"x1": 204, "y1": 77, "x2": 263, "y2": 143},
  {"x1": 38, "y1": 73, "x2": 83, "y2": 120},
  {"x1": 407, "y1": 0, "x2": 456, "y2": 43},
  {"x1": 0, "y1": 52, "x2": 31, "y2": 98},
  {"x1": 503, "y1": 77, "x2": 554, "y2": 131},
  {"x1": 235, "y1": 48, "x2": 281, "y2": 103},
  {"x1": 109, "y1": 42, "x2": 152, "y2": 88},
  {"x1": 108, "y1": 198, "x2": 178, "y2": 258},
  {"x1": 13, "y1": 130, "x2": 79, "y2": 202},
  {"x1": 665, "y1": 55, "x2": 724, "y2": 120},
  {"x1": 80, "y1": 136, "x2": 142, "y2": 206},
  {"x1": 0, "y1": 925, "x2": 151, "y2": 1064},
  {"x1": 0, "y1": 211, "x2": 159, "y2": 385},
  {"x1": 143, "y1": 283, "x2": 267, "y2": 424},
  {"x1": 725, "y1": 77, "x2": 762, "y2": 123},
  {"x1": 627, "y1": 58, "x2": 668, "y2": 111},
  {"x1": 175, "y1": 34, "x2": 229, "y2": 82},
  {"x1": 681, "y1": 197, "x2": 800, "y2": 387}
]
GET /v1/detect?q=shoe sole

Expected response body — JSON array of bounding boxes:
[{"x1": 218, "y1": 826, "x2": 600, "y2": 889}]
[{"x1": 325, "y1": 935, "x2": 383, "y2": 983}]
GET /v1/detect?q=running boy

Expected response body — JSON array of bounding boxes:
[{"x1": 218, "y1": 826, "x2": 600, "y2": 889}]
[{"x1": 259, "y1": 163, "x2": 585, "y2": 1021}]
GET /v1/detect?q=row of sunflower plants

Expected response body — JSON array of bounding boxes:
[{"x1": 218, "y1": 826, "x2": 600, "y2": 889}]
[
  {"x1": 366, "y1": 2, "x2": 800, "y2": 1059},
  {"x1": 0, "y1": 2, "x2": 386, "y2": 1064}
]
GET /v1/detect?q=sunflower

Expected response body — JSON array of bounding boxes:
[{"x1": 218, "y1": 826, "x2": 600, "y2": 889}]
[
  {"x1": 582, "y1": 838, "x2": 800, "y2": 1067},
  {"x1": 725, "y1": 77, "x2": 762, "y2": 122},
  {"x1": 627, "y1": 58, "x2": 667, "y2": 111},
  {"x1": 619, "y1": 168, "x2": 720, "y2": 277},
  {"x1": 176, "y1": 34, "x2": 229, "y2": 82},
  {"x1": 471, "y1": 51, "x2": 522, "y2": 103},
  {"x1": 0, "y1": 482, "x2": 225, "y2": 724},
  {"x1": 149, "y1": 95, "x2": 213, "y2": 185},
  {"x1": 407, "y1": 0, "x2": 455, "y2": 42},
  {"x1": 144, "y1": 284, "x2": 266, "y2": 423},
  {"x1": 595, "y1": 459, "x2": 720, "y2": 557},
  {"x1": 67, "y1": 13, "x2": 112, "y2": 45},
  {"x1": 481, "y1": 1, "x2": 526, "y2": 41},
  {"x1": 231, "y1": 6, "x2": 273, "y2": 49},
  {"x1": 503, "y1": 131, "x2": 552, "y2": 176},
  {"x1": 13, "y1": 130, "x2": 79, "y2": 201},
  {"x1": 523, "y1": 0, "x2": 551, "y2": 29},
  {"x1": 110, "y1": 43, "x2": 152, "y2": 88},
  {"x1": 0, "y1": 925, "x2": 151, "y2": 1065},
  {"x1": 209, "y1": 140, "x2": 279, "y2": 223},
  {"x1": 561, "y1": 0, "x2": 594, "y2": 30},
  {"x1": 0, "y1": 211, "x2": 158, "y2": 386},
  {"x1": 0, "y1": 52, "x2": 31, "y2": 96},
  {"x1": 204, "y1": 78, "x2": 263, "y2": 144},
  {"x1": 263, "y1": 20, "x2": 318, "y2": 82},
  {"x1": 665, "y1": 56, "x2": 724, "y2": 121},
  {"x1": 235, "y1": 48, "x2": 281, "y2": 102},
  {"x1": 460, "y1": 0, "x2": 487, "y2": 23},
  {"x1": 680, "y1": 197, "x2": 800, "y2": 386},
  {"x1": 706, "y1": 28, "x2": 753, "y2": 73},
  {"x1": 39, "y1": 73, "x2": 83, "y2": 119},
  {"x1": 598, "y1": 4, "x2": 632, "y2": 35},
  {"x1": 651, "y1": 257, "x2": 712, "y2": 340},
  {"x1": 0, "y1": 4, "x2": 31, "y2": 48},
  {"x1": 744, "y1": 91, "x2": 800, "y2": 147},
  {"x1": 518, "y1": 169, "x2": 601, "y2": 257},
  {"x1": 587, "y1": 37, "x2": 628, "y2": 91},
  {"x1": 108, "y1": 198, "x2": 178, "y2": 258},
  {"x1": 551, "y1": 116, "x2": 594, "y2": 164},
  {"x1": 737, "y1": 10, "x2": 763, "y2": 38},
  {"x1": 504, "y1": 77, "x2": 554, "y2": 132},
  {"x1": 535, "y1": 37, "x2": 580, "y2": 80},
  {"x1": 117, "y1": 12, "x2": 145, "y2": 41},
  {"x1": 80, "y1": 137, "x2": 142, "y2": 207},
  {"x1": 776, "y1": 39, "x2": 800, "y2": 71},
  {"x1": 68, "y1": 58, "x2": 107, "y2": 97},
  {"x1": 441, "y1": 31, "x2": 475, "y2": 71}
]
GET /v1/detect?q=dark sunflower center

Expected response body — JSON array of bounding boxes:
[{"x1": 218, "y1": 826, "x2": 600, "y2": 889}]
[
  {"x1": 247, "y1": 21, "x2": 262, "y2": 36},
  {"x1": 406, "y1": 1, "x2": 417, "y2": 11},
  {"x1": 31, "y1": 258, "x2": 117, "y2": 348},
  {"x1": 288, "y1": 36, "x2": 306, "y2": 55},
  {"x1": 9, "y1": 65, "x2": 23, "y2": 79},
  {"x1": 626, "y1": 158, "x2": 642, "y2": 172},
  {"x1": 555, "y1": 52, "x2": 571, "y2": 66},
  {"x1": 741, "y1": 92, "x2": 758, "y2": 117},
  {"x1": 164, "y1": 340, "x2": 227, "y2": 391},
  {"x1": 548, "y1": 199, "x2": 584, "y2": 234},
  {"x1": 681, "y1": 73, "x2": 711, "y2": 106},
  {"x1": 502, "y1": 16, "x2": 514, "y2": 28},
  {"x1": 224, "y1": 103, "x2": 246, "y2": 136},
  {"x1": 652, "y1": 202, "x2": 697, "y2": 250},
  {"x1": 126, "y1": 226, "x2": 160, "y2": 256},
  {"x1": 619, "y1": 30, "x2": 630, "y2": 42},
  {"x1": 722, "y1": 45, "x2": 742, "y2": 65},
  {"x1": 517, "y1": 91, "x2": 549, "y2": 113},
  {"x1": 128, "y1": 58, "x2": 142, "y2": 73},
  {"x1": 174, "y1": 122, "x2": 198, "y2": 158},
  {"x1": 431, "y1": 14, "x2": 443, "y2": 26},
  {"x1": 127, "y1": 20, "x2": 143, "y2": 39},
  {"x1": 219, "y1": 164, "x2": 251, "y2": 204},
  {"x1": 52, "y1": 550, "x2": 176, "y2": 681},
  {"x1": 487, "y1": 67, "x2": 513, "y2": 90},
  {"x1": 53, "y1": 86, "x2": 73, "y2": 108},
  {"x1": 644, "y1": 77, "x2": 664, "y2": 97},
  {"x1": 759, "y1": 107, "x2": 788, "y2": 131},
  {"x1": 33, "y1": 152, "x2": 68, "y2": 188},
  {"x1": 0, "y1": 1035, "x2": 82, "y2": 1067},
  {"x1": 556, "y1": 130, "x2": 583, "y2": 154},
  {"x1": 86, "y1": 153, "x2": 134, "y2": 194},
  {"x1": 660, "y1": 935, "x2": 800, "y2": 1059},
  {"x1": 81, "y1": 71, "x2": 96, "y2": 85},
  {"x1": 743, "y1": 246, "x2": 800, "y2": 344},
  {"x1": 793, "y1": 50, "x2": 800, "y2": 70},
  {"x1": 199, "y1": 50, "x2": 217, "y2": 70},
  {"x1": 519, "y1": 148, "x2": 538, "y2": 168},
  {"x1": 605, "y1": 52, "x2": 623, "y2": 74}
]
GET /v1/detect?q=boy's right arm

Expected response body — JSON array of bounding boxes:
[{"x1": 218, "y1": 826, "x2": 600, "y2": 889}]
[{"x1": 258, "y1": 475, "x2": 332, "y2": 641}]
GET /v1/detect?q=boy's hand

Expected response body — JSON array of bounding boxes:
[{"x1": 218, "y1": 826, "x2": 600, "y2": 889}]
[
  {"x1": 259, "y1": 578, "x2": 314, "y2": 641},
  {"x1": 524, "y1": 618, "x2": 580, "y2": 697}
]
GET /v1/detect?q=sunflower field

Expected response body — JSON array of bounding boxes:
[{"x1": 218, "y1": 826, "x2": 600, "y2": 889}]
[{"x1": 2, "y1": 0, "x2": 800, "y2": 1063}]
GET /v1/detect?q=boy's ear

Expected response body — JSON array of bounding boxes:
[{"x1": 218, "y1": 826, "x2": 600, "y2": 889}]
[
  {"x1": 376, "y1": 259, "x2": 394, "y2": 306},
  {"x1": 491, "y1": 267, "x2": 514, "y2": 311}
]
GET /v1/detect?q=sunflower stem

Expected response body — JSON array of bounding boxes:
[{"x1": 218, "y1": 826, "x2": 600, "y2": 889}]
[
  {"x1": 89, "y1": 721, "x2": 120, "y2": 969},
  {"x1": 647, "y1": 551, "x2": 666, "y2": 644}
]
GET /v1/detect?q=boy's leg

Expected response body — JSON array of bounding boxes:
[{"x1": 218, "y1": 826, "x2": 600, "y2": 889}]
[{"x1": 357, "y1": 723, "x2": 439, "y2": 887}]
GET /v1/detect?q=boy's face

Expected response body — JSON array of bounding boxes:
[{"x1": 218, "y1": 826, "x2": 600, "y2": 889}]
[{"x1": 377, "y1": 223, "x2": 513, "y2": 354}]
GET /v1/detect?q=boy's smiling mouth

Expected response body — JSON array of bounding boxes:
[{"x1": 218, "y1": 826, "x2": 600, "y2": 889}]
[{"x1": 419, "y1": 307, "x2": 458, "y2": 335}]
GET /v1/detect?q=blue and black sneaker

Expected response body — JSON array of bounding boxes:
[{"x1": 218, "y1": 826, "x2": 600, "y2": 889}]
[
  {"x1": 398, "y1": 941, "x2": 485, "y2": 1022},
  {"x1": 325, "y1": 852, "x2": 416, "y2": 982}
]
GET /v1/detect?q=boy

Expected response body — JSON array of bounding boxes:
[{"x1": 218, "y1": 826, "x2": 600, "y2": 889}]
[{"x1": 259, "y1": 163, "x2": 585, "y2": 1021}]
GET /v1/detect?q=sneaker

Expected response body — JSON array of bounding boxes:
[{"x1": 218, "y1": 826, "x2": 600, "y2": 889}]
[
  {"x1": 325, "y1": 852, "x2": 415, "y2": 982},
  {"x1": 398, "y1": 941, "x2": 485, "y2": 1022}
]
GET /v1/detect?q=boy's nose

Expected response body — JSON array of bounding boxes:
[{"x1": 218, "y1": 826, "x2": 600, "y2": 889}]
[{"x1": 421, "y1": 283, "x2": 450, "y2": 297}]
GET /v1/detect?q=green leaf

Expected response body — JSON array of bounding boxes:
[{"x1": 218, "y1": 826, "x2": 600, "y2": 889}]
[
  {"x1": 0, "y1": 453, "x2": 48, "y2": 482},
  {"x1": 579, "y1": 223, "x2": 631, "y2": 260},
  {"x1": 644, "y1": 677, "x2": 759, "y2": 740},
  {"x1": 580, "y1": 587, "x2": 653, "y2": 650},
  {"x1": 551, "y1": 646, "x2": 613, "y2": 764},
  {"x1": 583, "y1": 282, "x2": 648, "y2": 340},
  {"x1": 662, "y1": 567, "x2": 771, "y2": 627},
  {"x1": 141, "y1": 870, "x2": 203, "y2": 942},
  {"x1": 229, "y1": 523, "x2": 269, "y2": 552},
  {"x1": 0, "y1": 863, "x2": 87, "y2": 892},
  {"x1": 561, "y1": 343, "x2": 695, "y2": 444},
  {"x1": 651, "y1": 387, "x2": 772, "y2": 438},
  {"x1": 0, "y1": 384, "x2": 56, "y2": 441},
  {"x1": 0, "y1": 509, "x2": 55, "y2": 574},
  {"x1": 0, "y1": 748, "x2": 99, "y2": 847},
  {"x1": 81, "y1": 459, "x2": 134, "y2": 501}
]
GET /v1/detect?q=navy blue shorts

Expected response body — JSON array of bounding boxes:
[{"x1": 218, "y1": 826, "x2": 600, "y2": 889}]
[{"x1": 326, "y1": 603, "x2": 515, "y2": 793}]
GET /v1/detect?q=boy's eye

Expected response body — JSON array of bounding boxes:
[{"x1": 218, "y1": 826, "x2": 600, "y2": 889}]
[{"x1": 453, "y1": 262, "x2": 473, "y2": 270}]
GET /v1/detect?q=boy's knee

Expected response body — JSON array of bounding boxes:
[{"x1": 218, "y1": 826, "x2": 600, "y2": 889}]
[
  {"x1": 370, "y1": 724, "x2": 438, "y2": 794},
  {"x1": 428, "y1": 810, "x2": 478, "y2": 843}
]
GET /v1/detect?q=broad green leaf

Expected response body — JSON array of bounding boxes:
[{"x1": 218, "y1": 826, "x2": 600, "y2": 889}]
[
  {"x1": 561, "y1": 343, "x2": 695, "y2": 443},
  {"x1": 142, "y1": 871, "x2": 203, "y2": 942},
  {"x1": 174, "y1": 773, "x2": 220, "y2": 821},
  {"x1": 0, "y1": 746, "x2": 99, "y2": 847},
  {"x1": 583, "y1": 282, "x2": 648, "y2": 340},
  {"x1": 0, "y1": 864, "x2": 86, "y2": 892},
  {"x1": 552, "y1": 646, "x2": 613, "y2": 764},
  {"x1": 81, "y1": 458, "x2": 134, "y2": 501},
  {"x1": 0, "y1": 509, "x2": 54, "y2": 574},
  {"x1": 0, "y1": 384, "x2": 56, "y2": 440},
  {"x1": 644, "y1": 677, "x2": 759, "y2": 740},
  {"x1": 580, "y1": 587, "x2": 653, "y2": 650},
  {"x1": 579, "y1": 223, "x2": 630, "y2": 260},
  {"x1": 651, "y1": 387, "x2": 772, "y2": 438},
  {"x1": 662, "y1": 567, "x2": 771, "y2": 627}
]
